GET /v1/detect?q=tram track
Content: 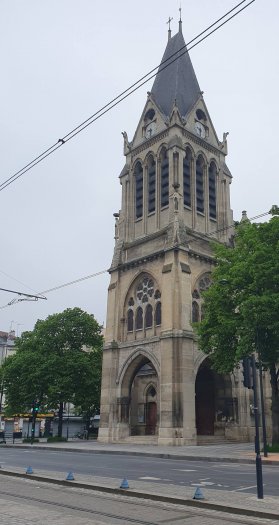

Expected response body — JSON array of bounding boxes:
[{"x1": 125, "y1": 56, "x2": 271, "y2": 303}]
[{"x1": 0, "y1": 479, "x2": 277, "y2": 525}]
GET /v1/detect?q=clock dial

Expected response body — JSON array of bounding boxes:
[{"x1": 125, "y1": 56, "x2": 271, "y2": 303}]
[
  {"x1": 145, "y1": 121, "x2": 156, "y2": 138},
  {"x1": 195, "y1": 121, "x2": 206, "y2": 138}
]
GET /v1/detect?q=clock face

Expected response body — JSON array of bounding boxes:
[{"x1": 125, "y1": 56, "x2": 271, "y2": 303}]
[
  {"x1": 195, "y1": 121, "x2": 206, "y2": 138},
  {"x1": 145, "y1": 121, "x2": 156, "y2": 139}
]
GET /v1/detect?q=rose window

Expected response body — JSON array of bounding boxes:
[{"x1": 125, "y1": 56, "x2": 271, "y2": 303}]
[{"x1": 137, "y1": 277, "x2": 154, "y2": 303}]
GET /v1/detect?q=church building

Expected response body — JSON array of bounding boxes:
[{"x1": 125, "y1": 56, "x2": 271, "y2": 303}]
[{"x1": 98, "y1": 20, "x2": 270, "y2": 445}]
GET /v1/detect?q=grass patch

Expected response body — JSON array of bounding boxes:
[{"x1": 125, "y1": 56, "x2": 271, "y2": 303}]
[
  {"x1": 47, "y1": 436, "x2": 67, "y2": 443},
  {"x1": 266, "y1": 443, "x2": 279, "y2": 453},
  {"x1": 23, "y1": 438, "x2": 39, "y2": 443}
]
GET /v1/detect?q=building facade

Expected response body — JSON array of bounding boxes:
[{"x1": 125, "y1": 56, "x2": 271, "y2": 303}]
[
  {"x1": 99, "y1": 23, "x2": 271, "y2": 445},
  {"x1": 0, "y1": 330, "x2": 16, "y2": 428}
]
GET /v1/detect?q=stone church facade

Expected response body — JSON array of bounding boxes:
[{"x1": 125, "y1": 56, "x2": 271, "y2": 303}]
[{"x1": 98, "y1": 22, "x2": 271, "y2": 445}]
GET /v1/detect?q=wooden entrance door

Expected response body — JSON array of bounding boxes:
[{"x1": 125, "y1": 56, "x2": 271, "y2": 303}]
[
  {"x1": 146, "y1": 402, "x2": 157, "y2": 435},
  {"x1": 195, "y1": 366, "x2": 215, "y2": 435}
]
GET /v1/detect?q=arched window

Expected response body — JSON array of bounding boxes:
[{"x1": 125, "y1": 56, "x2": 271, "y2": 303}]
[
  {"x1": 191, "y1": 273, "x2": 211, "y2": 325},
  {"x1": 192, "y1": 301, "x2": 200, "y2": 323},
  {"x1": 196, "y1": 155, "x2": 204, "y2": 213},
  {"x1": 125, "y1": 274, "x2": 161, "y2": 339},
  {"x1": 127, "y1": 309, "x2": 134, "y2": 332},
  {"x1": 155, "y1": 302, "x2": 161, "y2": 326},
  {"x1": 134, "y1": 161, "x2": 143, "y2": 219},
  {"x1": 183, "y1": 148, "x2": 192, "y2": 207},
  {"x1": 148, "y1": 156, "x2": 156, "y2": 213},
  {"x1": 135, "y1": 307, "x2": 143, "y2": 330},
  {"x1": 160, "y1": 148, "x2": 169, "y2": 208},
  {"x1": 145, "y1": 304, "x2": 153, "y2": 329},
  {"x1": 208, "y1": 161, "x2": 217, "y2": 219},
  {"x1": 146, "y1": 385, "x2": 156, "y2": 398}
]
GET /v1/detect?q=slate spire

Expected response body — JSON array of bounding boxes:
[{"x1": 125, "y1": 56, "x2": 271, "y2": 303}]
[{"x1": 151, "y1": 24, "x2": 201, "y2": 118}]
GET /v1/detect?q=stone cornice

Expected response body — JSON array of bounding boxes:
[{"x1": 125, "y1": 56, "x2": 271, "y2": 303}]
[
  {"x1": 118, "y1": 336, "x2": 161, "y2": 349},
  {"x1": 188, "y1": 249, "x2": 216, "y2": 265},
  {"x1": 160, "y1": 329, "x2": 194, "y2": 340},
  {"x1": 182, "y1": 129, "x2": 223, "y2": 158},
  {"x1": 130, "y1": 130, "x2": 169, "y2": 159},
  {"x1": 109, "y1": 242, "x2": 216, "y2": 274},
  {"x1": 110, "y1": 248, "x2": 166, "y2": 274}
]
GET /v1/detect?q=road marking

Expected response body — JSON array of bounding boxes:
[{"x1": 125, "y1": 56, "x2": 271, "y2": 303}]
[
  {"x1": 139, "y1": 476, "x2": 161, "y2": 480},
  {"x1": 215, "y1": 463, "x2": 252, "y2": 468},
  {"x1": 233, "y1": 485, "x2": 258, "y2": 492},
  {"x1": 191, "y1": 481, "x2": 215, "y2": 486},
  {"x1": 172, "y1": 469, "x2": 196, "y2": 472}
]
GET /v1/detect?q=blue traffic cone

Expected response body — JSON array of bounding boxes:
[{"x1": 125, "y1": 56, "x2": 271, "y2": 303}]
[
  {"x1": 193, "y1": 486, "x2": 204, "y2": 500},
  {"x1": 26, "y1": 466, "x2": 33, "y2": 474},
  {"x1": 120, "y1": 477, "x2": 129, "y2": 489},
  {"x1": 66, "y1": 471, "x2": 75, "y2": 481}
]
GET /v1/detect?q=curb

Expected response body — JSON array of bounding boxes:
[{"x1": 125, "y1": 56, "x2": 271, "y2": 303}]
[
  {"x1": 0, "y1": 468, "x2": 278, "y2": 521},
  {"x1": 2, "y1": 444, "x2": 278, "y2": 465}
]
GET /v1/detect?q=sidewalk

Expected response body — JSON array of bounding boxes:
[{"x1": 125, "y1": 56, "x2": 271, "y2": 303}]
[
  {"x1": 8, "y1": 439, "x2": 279, "y2": 465},
  {"x1": 1, "y1": 441, "x2": 279, "y2": 519}
]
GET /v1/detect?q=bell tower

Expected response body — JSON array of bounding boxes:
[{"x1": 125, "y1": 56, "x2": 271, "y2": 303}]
[{"x1": 99, "y1": 20, "x2": 235, "y2": 445}]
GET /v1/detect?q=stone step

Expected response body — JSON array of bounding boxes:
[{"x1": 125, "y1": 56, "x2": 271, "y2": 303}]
[
  {"x1": 118, "y1": 436, "x2": 158, "y2": 445},
  {"x1": 197, "y1": 436, "x2": 239, "y2": 446}
]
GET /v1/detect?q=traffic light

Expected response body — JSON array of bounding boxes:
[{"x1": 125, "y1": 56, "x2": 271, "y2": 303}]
[
  {"x1": 242, "y1": 357, "x2": 253, "y2": 389},
  {"x1": 32, "y1": 402, "x2": 40, "y2": 415}
]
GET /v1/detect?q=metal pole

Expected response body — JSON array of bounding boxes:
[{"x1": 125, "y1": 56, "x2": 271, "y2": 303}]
[
  {"x1": 31, "y1": 409, "x2": 36, "y2": 445},
  {"x1": 258, "y1": 357, "x2": 268, "y2": 457},
  {"x1": 67, "y1": 403, "x2": 69, "y2": 441},
  {"x1": 251, "y1": 355, "x2": 264, "y2": 499}
]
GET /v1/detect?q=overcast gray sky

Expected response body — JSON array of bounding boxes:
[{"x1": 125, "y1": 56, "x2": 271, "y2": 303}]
[{"x1": 0, "y1": 0, "x2": 277, "y2": 334}]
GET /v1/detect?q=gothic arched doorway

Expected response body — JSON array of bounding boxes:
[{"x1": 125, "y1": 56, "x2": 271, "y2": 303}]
[
  {"x1": 118, "y1": 353, "x2": 159, "y2": 437},
  {"x1": 195, "y1": 365, "x2": 215, "y2": 435},
  {"x1": 195, "y1": 359, "x2": 234, "y2": 436},
  {"x1": 130, "y1": 362, "x2": 158, "y2": 436}
]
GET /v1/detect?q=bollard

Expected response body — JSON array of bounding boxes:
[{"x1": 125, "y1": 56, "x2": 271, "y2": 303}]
[
  {"x1": 193, "y1": 486, "x2": 205, "y2": 500},
  {"x1": 120, "y1": 477, "x2": 129, "y2": 489}
]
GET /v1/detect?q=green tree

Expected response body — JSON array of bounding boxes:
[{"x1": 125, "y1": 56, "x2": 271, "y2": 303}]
[
  {"x1": 2, "y1": 308, "x2": 103, "y2": 436},
  {"x1": 197, "y1": 213, "x2": 279, "y2": 443}
]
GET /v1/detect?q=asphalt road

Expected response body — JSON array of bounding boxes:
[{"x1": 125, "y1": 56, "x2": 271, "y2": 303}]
[
  {"x1": 0, "y1": 448, "x2": 278, "y2": 497},
  {"x1": 0, "y1": 476, "x2": 277, "y2": 525}
]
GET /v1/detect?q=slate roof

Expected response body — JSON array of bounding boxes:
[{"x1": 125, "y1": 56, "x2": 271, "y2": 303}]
[{"x1": 151, "y1": 28, "x2": 201, "y2": 118}]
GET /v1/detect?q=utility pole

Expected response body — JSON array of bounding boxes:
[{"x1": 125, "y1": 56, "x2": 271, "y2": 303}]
[
  {"x1": 251, "y1": 355, "x2": 264, "y2": 499},
  {"x1": 242, "y1": 356, "x2": 264, "y2": 499}
]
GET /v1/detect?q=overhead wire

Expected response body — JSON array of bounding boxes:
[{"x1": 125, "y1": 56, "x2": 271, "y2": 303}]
[
  {"x1": 0, "y1": 0, "x2": 258, "y2": 308},
  {"x1": 0, "y1": 268, "x2": 43, "y2": 296},
  {"x1": 0, "y1": 209, "x2": 270, "y2": 311},
  {"x1": 0, "y1": 0, "x2": 255, "y2": 193}
]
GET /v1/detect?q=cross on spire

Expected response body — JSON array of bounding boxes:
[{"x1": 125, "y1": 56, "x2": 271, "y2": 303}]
[{"x1": 166, "y1": 16, "x2": 173, "y2": 31}]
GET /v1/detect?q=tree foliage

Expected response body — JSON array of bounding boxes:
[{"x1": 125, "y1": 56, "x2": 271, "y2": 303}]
[
  {"x1": 197, "y1": 214, "x2": 279, "y2": 442},
  {"x1": 2, "y1": 308, "x2": 103, "y2": 434}
]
